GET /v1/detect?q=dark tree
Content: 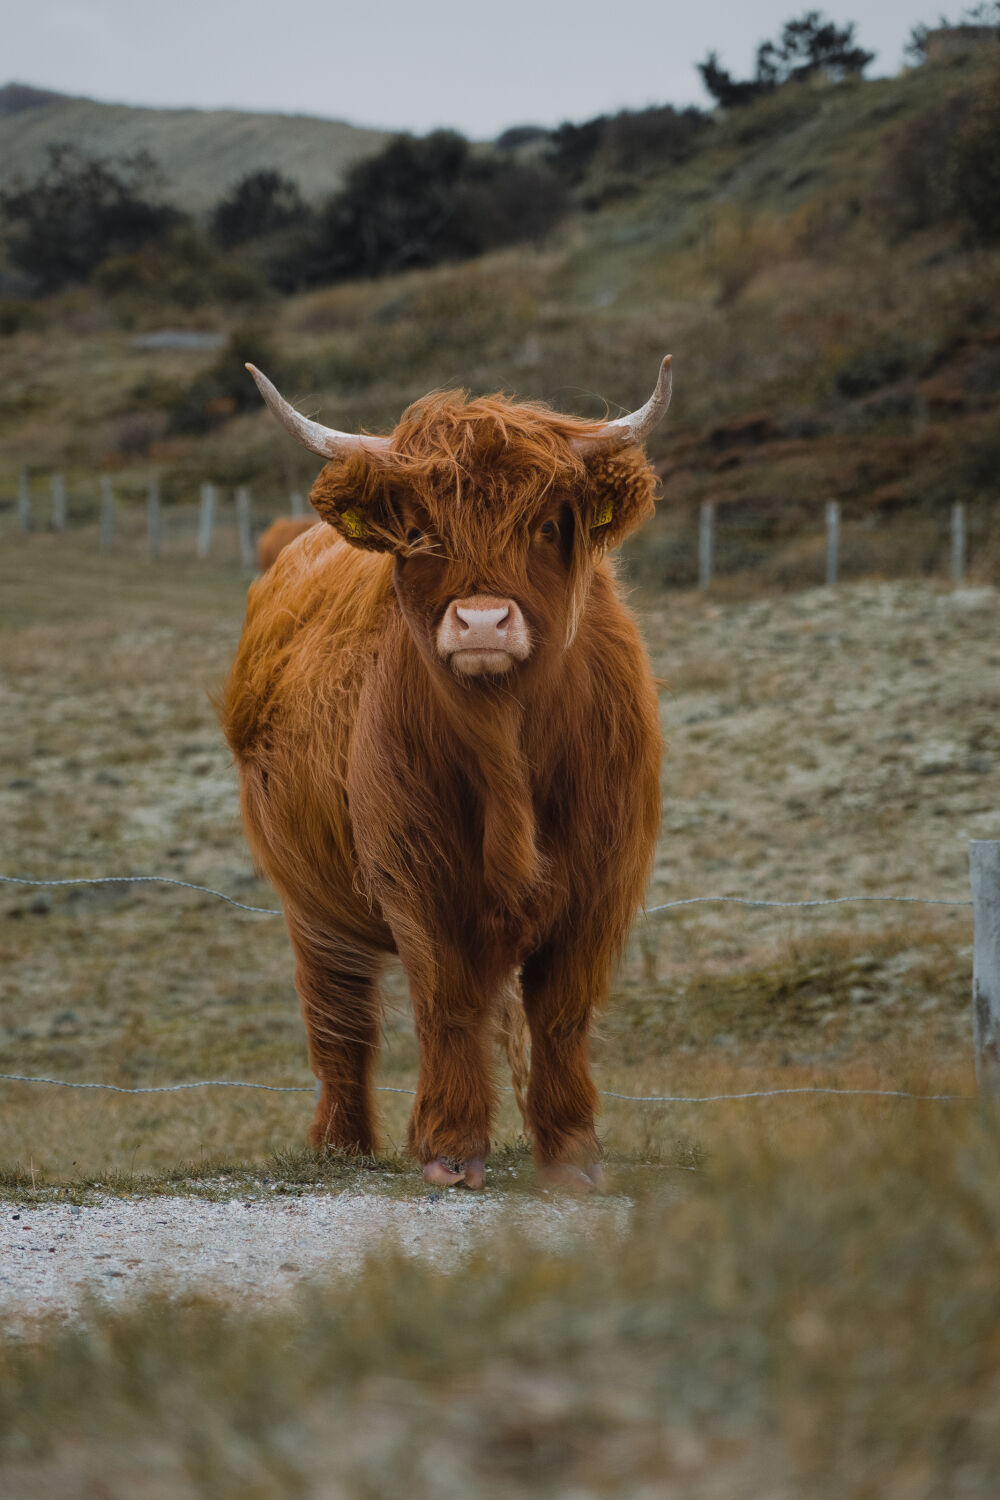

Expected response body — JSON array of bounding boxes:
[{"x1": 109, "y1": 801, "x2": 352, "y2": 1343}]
[
  {"x1": 952, "y1": 87, "x2": 1000, "y2": 241},
  {"x1": 699, "y1": 11, "x2": 873, "y2": 108},
  {"x1": 697, "y1": 52, "x2": 769, "y2": 108},
  {"x1": 0, "y1": 144, "x2": 177, "y2": 292},
  {"x1": 769, "y1": 11, "x2": 874, "y2": 81},
  {"x1": 904, "y1": 23, "x2": 930, "y2": 65},
  {"x1": 210, "y1": 169, "x2": 309, "y2": 248},
  {"x1": 268, "y1": 128, "x2": 567, "y2": 288},
  {"x1": 322, "y1": 130, "x2": 473, "y2": 276}
]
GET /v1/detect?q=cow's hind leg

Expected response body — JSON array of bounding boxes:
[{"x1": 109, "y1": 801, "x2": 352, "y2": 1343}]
[
  {"x1": 520, "y1": 938, "x2": 605, "y2": 1192},
  {"x1": 287, "y1": 915, "x2": 383, "y2": 1154}
]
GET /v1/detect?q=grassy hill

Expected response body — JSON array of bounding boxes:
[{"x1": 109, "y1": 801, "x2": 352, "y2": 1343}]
[
  {"x1": 0, "y1": 83, "x2": 389, "y2": 211},
  {"x1": 0, "y1": 47, "x2": 998, "y2": 590}
]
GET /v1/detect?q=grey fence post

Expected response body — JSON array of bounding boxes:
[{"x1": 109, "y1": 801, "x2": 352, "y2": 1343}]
[
  {"x1": 197, "y1": 482, "x2": 216, "y2": 560},
  {"x1": 698, "y1": 502, "x2": 714, "y2": 590},
  {"x1": 970, "y1": 841, "x2": 1000, "y2": 1099},
  {"x1": 290, "y1": 490, "x2": 305, "y2": 518},
  {"x1": 147, "y1": 478, "x2": 162, "y2": 560},
  {"x1": 51, "y1": 474, "x2": 67, "y2": 532},
  {"x1": 825, "y1": 500, "x2": 840, "y2": 587},
  {"x1": 99, "y1": 476, "x2": 115, "y2": 552},
  {"x1": 236, "y1": 486, "x2": 254, "y2": 569},
  {"x1": 951, "y1": 503, "x2": 966, "y2": 586},
  {"x1": 17, "y1": 470, "x2": 30, "y2": 532}
]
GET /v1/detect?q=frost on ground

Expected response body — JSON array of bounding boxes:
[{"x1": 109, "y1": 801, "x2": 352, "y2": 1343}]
[{"x1": 0, "y1": 1191, "x2": 628, "y2": 1331}]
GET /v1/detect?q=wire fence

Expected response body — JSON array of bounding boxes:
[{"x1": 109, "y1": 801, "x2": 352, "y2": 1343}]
[
  {"x1": 0, "y1": 868, "x2": 983, "y2": 1108},
  {"x1": 6, "y1": 477, "x2": 997, "y2": 590},
  {"x1": 0, "y1": 871, "x2": 975, "y2": 918}
]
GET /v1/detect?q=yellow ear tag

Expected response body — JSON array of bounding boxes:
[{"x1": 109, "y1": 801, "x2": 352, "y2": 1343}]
[
  {"x1": 593, "y1": 498, "x2": 614, "y2": 528},
  {"x1": 341, "y1": 507, "x2": 366, "y2": 539}
]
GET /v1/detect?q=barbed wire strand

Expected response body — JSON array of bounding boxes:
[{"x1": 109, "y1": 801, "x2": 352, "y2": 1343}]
[
  {"x1": 0, "y1": 874, "x2": 974, "y2": 915},
  {"x1": 0, "y1": 874, "x2": 976, "y2": 1106},
  {"x1": 646, "y1": 894, "x2": 972, "y2": 912},
  {"x1": 0, "y1": 1074, "x2": 974, "y2": 1104},
  {"x1": 0, "y1": 873, "x2": 282, "y2": 915}
]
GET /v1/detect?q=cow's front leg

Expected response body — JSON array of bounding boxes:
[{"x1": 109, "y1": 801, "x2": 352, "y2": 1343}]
[
  {"x1": 520, "y1": 936, "x2": 605, "y2": 1191},
  {"x1": 403, "y1": 946, "x2": 499, "y2": 1189}
]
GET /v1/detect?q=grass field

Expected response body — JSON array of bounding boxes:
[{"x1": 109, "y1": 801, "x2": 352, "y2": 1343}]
[
  {"x1": 1, "y1": 511, "x2": 998, "y2": 1493},
  {"x1": 2, "y1": 531, "x2": 993, "y2": 1179}
]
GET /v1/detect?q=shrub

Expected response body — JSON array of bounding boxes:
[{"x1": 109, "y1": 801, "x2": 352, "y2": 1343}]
[
  {"x1": 881, "y1": 69, "x2": 1000, "y2": 242},
  {"x1": 210, "y1": 170, "x2": 310, "y2": 249},
  {"x1": 266, "y1": 130, "x2": 567, "y2": 289},
  {"x1": 951, "y1": 79, "x2": 1000, "y2": 241},
  {"x1": 95, "y1": 227, "x2": 266, "y2": 313},
  {"x1": 165, "y1": 325, "x2": 281, "y2": 434},
  {"x1": 881, "y1": 96, "x2": 973, "y2": 235},
  {"x1": 0, "y1": 144, "x2": 178, "y2": 293},
  {"x1": 833, "y1": 343, "x2": 910, "y2": 398},
  {"x1": 546, "y1": 117, "x2": 608, "y2": 183}
]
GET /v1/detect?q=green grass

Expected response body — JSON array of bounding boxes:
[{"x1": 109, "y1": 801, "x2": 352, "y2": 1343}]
[{"x1": 2, "y1": 540, "x2": 992, "y2": 1180}]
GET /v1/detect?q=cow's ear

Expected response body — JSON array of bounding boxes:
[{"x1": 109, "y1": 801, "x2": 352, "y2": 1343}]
[
  {"x1": 582, "y1": 445, "x2": 658, "y2": 550},
  {"x1": 308, "y1": 457, "x2": 401, "y2": 553}
]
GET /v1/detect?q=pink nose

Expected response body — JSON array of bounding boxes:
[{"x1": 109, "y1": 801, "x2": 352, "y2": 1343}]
[{"x1": 436, "y1": 595, "x2": 531, "y2": 674}]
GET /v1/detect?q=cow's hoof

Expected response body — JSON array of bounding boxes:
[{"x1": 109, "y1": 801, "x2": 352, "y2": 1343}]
[
  {"x1": 539, "y1": 1162, "x2": 607, "y2": 1194},
  {"x1": 462, "y1": 1158, "x2": 486, "y2": 1190},
  {"x1": 422, "y1": 1157, "x2": 486, "y2": 1189}
]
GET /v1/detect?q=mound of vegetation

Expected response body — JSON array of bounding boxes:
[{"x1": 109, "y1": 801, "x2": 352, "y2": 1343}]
[{"x1": 1, "y1": 10, "x2": 998, "y2": 590}]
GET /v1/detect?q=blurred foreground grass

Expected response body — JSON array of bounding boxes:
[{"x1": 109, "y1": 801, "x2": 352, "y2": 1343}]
[{"x1": 1, "y1": 1102, "x2": 998, "y2": 1497}]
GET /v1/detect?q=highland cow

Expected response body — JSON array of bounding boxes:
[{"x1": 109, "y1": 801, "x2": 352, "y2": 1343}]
[
  {"x1": 222, "y1": 357, "x2": 671, "y2": 1188},
  {"x1": 256, "y1": 515, "x2": 316, "y2": 573}
]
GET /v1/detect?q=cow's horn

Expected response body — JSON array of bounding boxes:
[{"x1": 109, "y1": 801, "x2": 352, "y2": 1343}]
[
  {"x1": 245, "y1": 364, "x2": 391, "y2": 459},
  {"x1": 574, "y1": 355, "x2": 672, "y2": 453}
]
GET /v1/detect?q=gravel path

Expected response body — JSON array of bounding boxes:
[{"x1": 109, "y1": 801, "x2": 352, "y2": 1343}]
[{"x1": 0, "y1": 1192, "x2": 627, "y2": 1331}]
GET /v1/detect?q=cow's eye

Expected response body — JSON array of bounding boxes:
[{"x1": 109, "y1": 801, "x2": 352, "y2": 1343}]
[
  {"x1": 539, "y1": 520, "x2": 558, "y2": 541},
  {"x1": 406, "y1": 527, "x2": 425, "y2": 546}
]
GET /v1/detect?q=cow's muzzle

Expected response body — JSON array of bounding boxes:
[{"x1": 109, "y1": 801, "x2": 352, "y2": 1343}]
[{"x1": 436, "y1": 595, "x2": 531, "y2": 677}]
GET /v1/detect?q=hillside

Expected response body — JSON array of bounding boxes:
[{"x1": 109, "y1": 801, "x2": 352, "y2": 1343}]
[
  {"x1": 0, "y1": 84, "x2": 389, "y2": 211},
  {"x1": 0, "y1": 46, "x2": 998, "y2": 590}
]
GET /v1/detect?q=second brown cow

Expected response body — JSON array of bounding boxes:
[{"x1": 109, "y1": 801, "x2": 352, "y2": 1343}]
[
  {"x1": 222, "y1": 358, "x2": 671, "y2": 1189},
  {"x1": 256, "y1": 515, "x2": 316, "y2": 572}
]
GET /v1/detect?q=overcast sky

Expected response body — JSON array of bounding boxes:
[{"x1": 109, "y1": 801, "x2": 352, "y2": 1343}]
[{"x1": 4, "y1": 0, "x2": 935, "y2": 138}]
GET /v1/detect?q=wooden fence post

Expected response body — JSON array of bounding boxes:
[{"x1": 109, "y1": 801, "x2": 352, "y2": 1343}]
[
  {"x1": 197, "y1": 482, "x2": 216, "y2": 560},
  {"x1": 17, "y1": 470, "x2": 30, "y2": 533},
  {"x1": 99, "y1": 476, "x2": 115, "y2": 552},
  {"x1": 236, "y1": 486, "x2": 254, "y2": 569},
  {"x1": 825, "y1": 500, "x2": 840, "y2": 586},
  {"x1": 951, "y1": 503, "x2": 966, "y2": 586},
  {"x1": 51, "y1": 474, "x2": 67, "y2": 531},
  {"x1": 290, "y1": 491, "x2": 305, "y2": 518},
  {"x1": 970, "y1": 840, "x2": 1000, "y2": 1099},
  {"x1": 147, "y1": 478, "x2": 162, "y2": 560},
  {"x1": 698, "y1": 502, "x2": 714, "y2": 591}
]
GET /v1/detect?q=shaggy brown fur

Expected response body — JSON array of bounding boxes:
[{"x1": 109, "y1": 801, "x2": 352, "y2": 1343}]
[
  {"x1": 256, "y1": 515, "x2": 317, "y2": 573},
  {"x1": 222, "y1": 388, "x2": 663, "y2": 1187}
]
